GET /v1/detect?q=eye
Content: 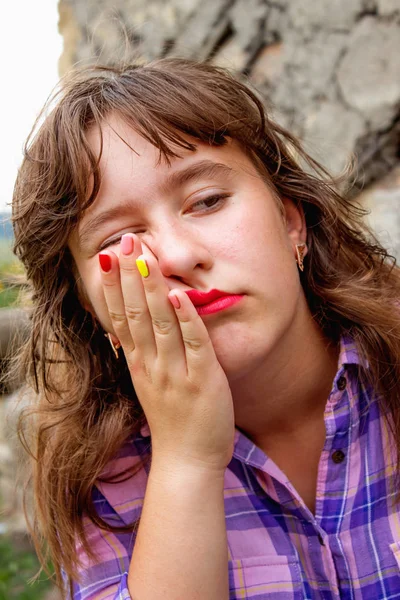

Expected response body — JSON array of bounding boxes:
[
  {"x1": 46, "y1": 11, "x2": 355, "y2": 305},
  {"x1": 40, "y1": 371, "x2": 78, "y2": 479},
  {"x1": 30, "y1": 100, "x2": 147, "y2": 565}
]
[
  {"x1": 190, "y1": 194, "x2": 230, "y2": 213},
  {"x1": 97, "y1": 229, "x2": 146, "y2": 252},
  {"x1": 98, "y1": 236, "x2": 123, "y2": 251}
]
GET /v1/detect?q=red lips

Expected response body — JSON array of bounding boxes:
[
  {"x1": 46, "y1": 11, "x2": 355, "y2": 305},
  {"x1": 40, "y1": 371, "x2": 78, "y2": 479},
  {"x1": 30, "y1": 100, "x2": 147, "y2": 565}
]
[{"x1": 184, "y1": 289, "x2": 233, "y2": 306}]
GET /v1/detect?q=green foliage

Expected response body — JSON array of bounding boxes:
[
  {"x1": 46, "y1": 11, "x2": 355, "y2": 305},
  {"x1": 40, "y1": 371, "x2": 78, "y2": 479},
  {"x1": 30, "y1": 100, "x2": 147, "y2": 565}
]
[
  {"x1": 0, "y1": 238, "x2": 15, "y2": 267},
  {"x1": 0, "y1": 286, "x2": 20, "y2": 309},
  {"x1": 0, "y1": 239, "x2": 25, "y2": 309},
  {"x1": 0, "y1": 535, "x2": 53, "y2": 600}
]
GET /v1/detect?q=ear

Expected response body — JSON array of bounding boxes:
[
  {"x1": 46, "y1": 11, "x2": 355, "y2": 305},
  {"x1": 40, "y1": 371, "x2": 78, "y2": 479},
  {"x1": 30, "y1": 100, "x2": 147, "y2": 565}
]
[
  {"x1": 78, "y1": 293, "x2": 119, "y2": 344},
  {"x1": 83, "y1": 299, "x2": 120, "y2": 347},
  {"x1": 281, "y1": 198, "x2": 308, "y2": 257}
]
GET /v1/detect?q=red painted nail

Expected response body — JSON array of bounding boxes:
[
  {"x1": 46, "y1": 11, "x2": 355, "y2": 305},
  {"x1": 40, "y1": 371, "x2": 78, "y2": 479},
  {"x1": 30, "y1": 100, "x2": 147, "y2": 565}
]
[{"x1": 99, "y1": 253, "x2": 112, "y2": 272}]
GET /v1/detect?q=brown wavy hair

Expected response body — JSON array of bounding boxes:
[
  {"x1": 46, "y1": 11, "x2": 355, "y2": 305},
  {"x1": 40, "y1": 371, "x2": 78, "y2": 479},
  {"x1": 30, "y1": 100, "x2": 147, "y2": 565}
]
[{"x1": 12, "y1": 58, "x2": 400, "y2": 594}]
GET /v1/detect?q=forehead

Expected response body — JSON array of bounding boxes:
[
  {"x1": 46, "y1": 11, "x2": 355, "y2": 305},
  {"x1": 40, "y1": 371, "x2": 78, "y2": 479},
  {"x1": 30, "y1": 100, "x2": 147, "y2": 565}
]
[
  {"x1": 71, "y1": 115, "x2": 274, "y2": 245},
  {"x1": 86, "y1": 114, "x2": 259, "y2": 186},
  {"x1": 69, "y1": 117, "x2": 277, "y2": 254},
  {"x1": 87, "y1": 115, "x2": 158, "y2": 168}
]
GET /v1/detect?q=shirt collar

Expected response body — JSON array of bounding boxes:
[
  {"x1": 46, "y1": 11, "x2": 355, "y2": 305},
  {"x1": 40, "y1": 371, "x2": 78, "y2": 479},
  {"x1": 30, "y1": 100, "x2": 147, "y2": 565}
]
[
  {"x1": 338, "y1": 334, "x2": 370, "y2": 371},
  {"x1": 138, "y1": 335, "x2": 369, "y2": 439}
]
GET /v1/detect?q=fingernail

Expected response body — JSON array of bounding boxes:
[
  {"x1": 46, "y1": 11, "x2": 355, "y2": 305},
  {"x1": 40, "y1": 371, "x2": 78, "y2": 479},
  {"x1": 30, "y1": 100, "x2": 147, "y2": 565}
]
[
  {"x1": 99, "y1": 253, "x2": 112, "y2": 273},
  {"x1": 121, "y1": 234, "x2": 134, "y2": 256},
  {"x1": 169, "y1": 293, "x2": 180, "y2": 309},
  {"x1": 136, "y1": 256, "x2": 149, "y2": 278}
]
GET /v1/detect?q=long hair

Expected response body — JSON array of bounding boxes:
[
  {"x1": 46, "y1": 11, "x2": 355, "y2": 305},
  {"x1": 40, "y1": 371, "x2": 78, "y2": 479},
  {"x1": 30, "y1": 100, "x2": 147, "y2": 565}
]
[{"x1": 12, "y1": 58, "x2": 400, "y2": 592}]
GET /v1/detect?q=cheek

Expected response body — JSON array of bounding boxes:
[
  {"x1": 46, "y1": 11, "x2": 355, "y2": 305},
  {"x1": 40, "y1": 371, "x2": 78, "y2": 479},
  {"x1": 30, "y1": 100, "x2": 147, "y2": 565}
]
[
  {"x1": 211, "y1": 225, "x2": 243, "y2": 261},
  {"x1": 77, "y1": 262, "x2": 110, "y2": 327},
  {"x1": 236, "y1": 213, "x2": 293, "y2": 276},
  {"x1": 211, "y1": 207, "x2": 273, "y2": 260}
]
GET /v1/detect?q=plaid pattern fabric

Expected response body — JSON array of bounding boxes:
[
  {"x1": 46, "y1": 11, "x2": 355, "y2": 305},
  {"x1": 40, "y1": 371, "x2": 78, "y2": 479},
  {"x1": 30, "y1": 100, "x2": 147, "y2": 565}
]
[{"x1": 70, "y1": 337, "x2": 400, "y2": 599}]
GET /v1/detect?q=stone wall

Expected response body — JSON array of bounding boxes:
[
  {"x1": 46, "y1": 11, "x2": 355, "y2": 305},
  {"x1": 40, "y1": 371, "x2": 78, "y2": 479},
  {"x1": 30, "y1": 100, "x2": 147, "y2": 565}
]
[
  {"x1": 58, "y1": 0, "x2": 400, "y2": 255},
  {"x1": 1, "y1": 0, "x2": 399, "y2": 549}
]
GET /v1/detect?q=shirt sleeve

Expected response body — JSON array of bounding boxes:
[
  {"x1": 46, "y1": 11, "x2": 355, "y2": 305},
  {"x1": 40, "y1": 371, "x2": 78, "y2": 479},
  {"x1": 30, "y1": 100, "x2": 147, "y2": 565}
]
[
  {"x1": 70, "y1": 487, "x2": 136, "y2": 600},
  {"x1": 112, "y1": 574, "x2": 132, "y2": 600},
  {"x1": 68, "y1": 433, "x2": 151, "y2": 600}
]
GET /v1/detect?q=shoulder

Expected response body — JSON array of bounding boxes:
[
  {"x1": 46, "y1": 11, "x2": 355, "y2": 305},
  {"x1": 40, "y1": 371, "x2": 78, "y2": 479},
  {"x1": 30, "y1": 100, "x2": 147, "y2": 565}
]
[
  {"x1": 94, "y1": 427, "x2": 151, "y2": 526},
  {"x1": 70, "y1": 432, "x2": 151, "y2": 598}
]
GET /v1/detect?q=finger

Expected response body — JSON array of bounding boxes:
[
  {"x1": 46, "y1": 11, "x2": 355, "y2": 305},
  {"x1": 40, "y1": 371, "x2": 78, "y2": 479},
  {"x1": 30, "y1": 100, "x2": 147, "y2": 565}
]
[
  {"x1": 127, "y1": 238, "x2": 187, "y2": 369},
  {"x1": 167, "y1": 288, "x2": 219, "y2": 379},
  {"x1": 117, "y1": 234, "x2": 157, "y2": 360},
  {"x1": 99, "y1": 250, "x2": 136, "y2": 354}
]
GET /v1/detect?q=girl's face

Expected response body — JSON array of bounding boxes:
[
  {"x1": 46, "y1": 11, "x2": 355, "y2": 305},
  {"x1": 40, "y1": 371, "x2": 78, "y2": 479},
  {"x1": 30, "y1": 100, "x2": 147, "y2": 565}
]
[{"x1": 69, "y1": 115, "x2": 308, "y2": 381}]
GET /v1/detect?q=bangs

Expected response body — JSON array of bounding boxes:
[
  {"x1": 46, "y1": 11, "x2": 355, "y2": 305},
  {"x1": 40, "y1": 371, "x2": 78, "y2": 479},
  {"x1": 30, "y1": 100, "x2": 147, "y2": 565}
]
[
  {"x1": 13, "y1": 58, "x2": 292, "y2": 266},
  {"x1": 80, "y1": 59, "x2": 266, "y2": 176},
  {"x1": 63, "y1": 60, "x2": 266, "y2": 213}
]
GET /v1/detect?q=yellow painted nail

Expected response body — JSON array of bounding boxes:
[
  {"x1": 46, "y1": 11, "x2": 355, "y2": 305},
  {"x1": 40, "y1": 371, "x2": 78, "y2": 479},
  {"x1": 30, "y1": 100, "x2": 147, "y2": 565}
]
[{"x1": 136, "y1": 256, "x2": 149, "y2": 278}]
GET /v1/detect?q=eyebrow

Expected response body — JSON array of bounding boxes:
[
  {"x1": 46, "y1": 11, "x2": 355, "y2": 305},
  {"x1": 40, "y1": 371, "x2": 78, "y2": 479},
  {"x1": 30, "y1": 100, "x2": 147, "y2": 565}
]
[
  {"x1": 77, "y1": 160, "x2": 235, "y2": 251},
  {"x1": 161, "y1": 160, "x2": 234, "y2": 194}
]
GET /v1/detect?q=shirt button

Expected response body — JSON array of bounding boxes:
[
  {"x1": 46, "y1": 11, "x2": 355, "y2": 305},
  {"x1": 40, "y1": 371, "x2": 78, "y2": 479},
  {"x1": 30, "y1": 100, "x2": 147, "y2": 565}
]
[
  {"x1": 337, "y1": 376, "x2": 347, "y2": 391},
  {"x1": 331, "y1": 450, "x2": 346, "y2": 464}
]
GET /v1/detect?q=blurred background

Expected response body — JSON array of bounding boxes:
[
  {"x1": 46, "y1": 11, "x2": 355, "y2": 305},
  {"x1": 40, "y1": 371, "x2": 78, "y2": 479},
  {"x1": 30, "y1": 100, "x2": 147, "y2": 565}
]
[{"x1": 0, "y1": 0, "x2": 399, "y2": 597}]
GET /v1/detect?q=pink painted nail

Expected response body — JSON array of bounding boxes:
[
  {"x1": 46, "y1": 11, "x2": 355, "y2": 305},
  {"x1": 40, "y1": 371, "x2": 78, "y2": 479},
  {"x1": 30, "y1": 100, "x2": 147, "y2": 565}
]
[
  {"x1": 169, "y1": 293, "x2": 181, "y2": 309},
  {"x1": 121, "y1": 234, "x2": 134, "y2": 256}
]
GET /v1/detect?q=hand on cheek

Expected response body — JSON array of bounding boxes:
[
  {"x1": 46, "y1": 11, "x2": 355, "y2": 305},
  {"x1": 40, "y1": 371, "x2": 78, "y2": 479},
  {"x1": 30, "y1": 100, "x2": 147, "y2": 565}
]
[{"x1": 98, "y1": 233, "x2": 236, "y2": 472}]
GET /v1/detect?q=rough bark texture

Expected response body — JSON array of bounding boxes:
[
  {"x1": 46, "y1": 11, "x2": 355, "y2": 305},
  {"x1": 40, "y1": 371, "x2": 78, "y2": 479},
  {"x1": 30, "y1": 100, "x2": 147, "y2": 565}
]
[{"x1": 57, "y1": 0, "x2": 400, "y2": 256}]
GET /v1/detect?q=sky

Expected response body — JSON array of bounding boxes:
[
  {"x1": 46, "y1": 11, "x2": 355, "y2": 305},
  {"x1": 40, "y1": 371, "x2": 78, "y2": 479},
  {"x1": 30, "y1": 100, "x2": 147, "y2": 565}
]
[{"x1": 1, "y1": 0, "x2": 63, "y2": 212}]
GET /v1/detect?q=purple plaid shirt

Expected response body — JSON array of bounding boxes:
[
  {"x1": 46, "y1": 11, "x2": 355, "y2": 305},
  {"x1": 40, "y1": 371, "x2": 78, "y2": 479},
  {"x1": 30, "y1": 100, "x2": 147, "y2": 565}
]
[{"x1": 70, "y1": 337, "x2": 400, "y2": 599}]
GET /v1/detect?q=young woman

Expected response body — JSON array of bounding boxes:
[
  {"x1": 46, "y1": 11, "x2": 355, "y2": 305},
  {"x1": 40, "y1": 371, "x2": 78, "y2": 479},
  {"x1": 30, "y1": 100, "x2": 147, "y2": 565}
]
[{"x1": 12, "y1": 59, "x2": 400, "y2": 599}]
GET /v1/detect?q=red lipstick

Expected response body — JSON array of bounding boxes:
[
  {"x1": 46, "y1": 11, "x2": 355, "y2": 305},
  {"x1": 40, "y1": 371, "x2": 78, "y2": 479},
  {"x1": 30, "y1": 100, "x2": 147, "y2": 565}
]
[{"x1": 185, "y1": 289, "x2": 244, "y2": 315}]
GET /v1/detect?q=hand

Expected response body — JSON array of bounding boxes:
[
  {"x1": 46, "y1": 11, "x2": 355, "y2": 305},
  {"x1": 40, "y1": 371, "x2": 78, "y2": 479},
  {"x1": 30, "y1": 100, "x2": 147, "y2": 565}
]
[{"x1": 99, "y1": 233, "x2": 235, "y2": 473}]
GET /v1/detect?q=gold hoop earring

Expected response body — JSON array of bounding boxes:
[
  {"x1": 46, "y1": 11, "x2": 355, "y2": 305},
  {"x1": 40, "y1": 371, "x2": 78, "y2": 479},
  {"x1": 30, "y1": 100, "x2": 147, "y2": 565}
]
[
  {"x1": 105, "y1": 333, "x2": 121, "y2": 359},
  {"x1": 295, "y1": 243, "x2": 306, "y2": 272}
]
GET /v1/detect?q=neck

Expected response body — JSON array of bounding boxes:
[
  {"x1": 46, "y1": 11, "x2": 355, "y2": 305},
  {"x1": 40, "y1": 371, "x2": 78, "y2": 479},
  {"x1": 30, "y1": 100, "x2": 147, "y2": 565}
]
[{"x1": 231, "y1": 298, "x2": 339, "y2": 445}]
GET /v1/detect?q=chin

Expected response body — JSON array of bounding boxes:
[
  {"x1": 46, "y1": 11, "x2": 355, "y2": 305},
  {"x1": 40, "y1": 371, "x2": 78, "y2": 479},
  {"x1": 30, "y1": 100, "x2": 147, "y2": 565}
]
[
  {"x1": 210, "y1": 328, "x2": 272, "y2": 383},
  {"x1": 218, "y1": 349, "x2": 268, "y2": 383}
]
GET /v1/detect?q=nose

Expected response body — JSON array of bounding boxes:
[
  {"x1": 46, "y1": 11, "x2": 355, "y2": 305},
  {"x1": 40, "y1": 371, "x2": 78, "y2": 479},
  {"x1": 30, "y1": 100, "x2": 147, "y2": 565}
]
[{"x1": 143, "y1": 222, "x2": 213, "y2": 282}]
